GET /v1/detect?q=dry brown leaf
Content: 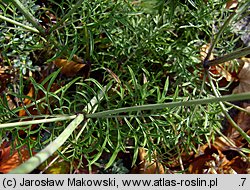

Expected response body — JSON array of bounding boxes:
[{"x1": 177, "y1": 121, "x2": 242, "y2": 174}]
[
  {"x1": 223, "y1": 156, "x2": 250, "y2": 174},
  {"x1": 0, "y1": 144, "x2": 35, "y2": 173},
  {"x1": 188, "y1": 154, "x2": 214, "y2": 174},
  {"x1": 164, "y1": 151, "x2": 194, "y2": 169},
  {"x1": 226, "y1": 0, "x2": 238, "y2": 9},
  {"x1": 132, "y1": 148, "x2": 164, "y2": 174},
  {"x1": 234, "y1": 103, "x2": 250, "y2": 136},
  {"x1": 195, "y1": 139, "x2": 250, "y2": 174},
  {"x1": 53, "y1": 58, "x2": 89, "y2": 77},
  {"x1": 213, "y1": 136, "x2": 236, "y2": 152},
  {"x1": 188, "y1": 145, "x2": 230, "y2": 174},
  {"x1": 208, "y1": 63, "x2": 238, "y2": 84},
  {"x1": 214, "y1": 64, "x2": 237, "y2": 82},
  {"x1": 233, "y1": 58, "x2": 250, "y2": 93},
  {"x1": 7, "y1": 95, "x2": 16, "y2": 110},
  {"x1": 200, "y1": 43, "x2": 214, "y2": 60}
]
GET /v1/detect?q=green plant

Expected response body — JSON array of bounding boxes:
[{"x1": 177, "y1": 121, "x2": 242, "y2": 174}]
[{"x1": 0, "y1": 0, "x2": 249, "y2": 174}]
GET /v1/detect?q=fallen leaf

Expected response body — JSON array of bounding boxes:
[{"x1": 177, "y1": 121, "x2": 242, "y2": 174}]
[
  {"x1": 200, "y1": 43, "x2": 214, "y2": 60},
  {"x1": 226, "y1": 0, "x2": 238, "y2": 9},
  {"x1": 213, "y1": 136, "x2": 236, "y2": 152},
  {"x1": 223, "y1": 156, "x2": 250, "y2": 174},
  {"x1": 233, "y1": 103, "x2": 250, "y2": 137},
  {"x1": 188, "y1": 144, "x2": 229, "y2": 174},
  {"x1": 233, "y1": 58, "x2": 250, "y2": 93},
  {"x1": 53, "y1": 58, "x2": 90, "y2": 77},
  {"x1": 0, "y1": 144, "x2": 35, "y2": 173},
  {"x1": 132, "y1": 148, "x2": 164, "y2": 174},
  {"x1": 188, "y1": 154, "x2": 214, "y2": 174},
  {"x1": 213, "y1": 64, "x2": 238, "y2": 82}
]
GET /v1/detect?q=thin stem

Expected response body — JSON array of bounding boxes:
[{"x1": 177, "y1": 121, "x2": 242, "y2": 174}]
[
  {"x1": 86, "y1": 92, "x2": 250, "y2": 118},
  {"x1": 215, "y1": 128, "x2": 246, "y2": 158},
  {"x1": 9, "y1": 85, "x2": 111, "y2": 173},
  {"x1": 40, "y1": 144, "x2": 71, "y2": 174},
  {"x1": 0, "y1": 14, "x2": 39, "y2": 33},
  {"x1": 0, "y1": 115, "x2": 77, "y2": 129},
  {"x1": 206, "y1": 70, "x2": 250, "y2": 144},
  {"x1": 224, "y1": 102, "x2": 250, "y2": 115},
  {"x1": 9, "y1": 114, "x2": 84, "y2": 174},
  {"x1": 204, "y1": 13, "x2": 235, "y2": 63},
  {"x1": 204, "y1": 46, "x2": 250, "y2": 67},
  {"x1": 4, "y1": 114, "x2": 72, "y2": 123},
  {"x1": 204, "y1": 1, "x2": 250, "y2": 66},
  {"x1": 11, "y1": 0, "x2": 45, "y2": 35}
]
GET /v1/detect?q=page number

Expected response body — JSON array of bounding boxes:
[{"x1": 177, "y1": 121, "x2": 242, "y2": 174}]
[{"x1": 240, "y1": 178, "x2": 246, "y2": 186}]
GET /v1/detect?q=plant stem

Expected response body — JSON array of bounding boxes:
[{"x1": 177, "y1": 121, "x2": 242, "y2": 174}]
[
  {"x1": 0, "y1": 115, "x2": 76, "y2": 129},
  {"x1": 0, "y1": 15, "x2": 39, "y2": 33},
  {"x1": 11, "y1": 0, "x2": 45, "y2": 35},
  {"x1": 204, "y1": 13, "x2": 235, "y2": 63},
  {"x1": 8, "y1": 83, "x2": 110, "y2": 174},
  {"x1": 86, "y1": 92, "x2": 250, "y2": 118},
  {"x1": 204, "y1": 46, "x2": 250, "y2": 67},
  {"x1": 206, "y1": 70, "x2": 250, "y2": 144},
  {"x1": 204, "y1": 1, "x2": 250, "y2": 65},
  {"x1": 224, "y1": 102, "x2": 250, "y2": 115},
  {"x1": 8, "y1": 114, "x2": 84, "y2": 174}
]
